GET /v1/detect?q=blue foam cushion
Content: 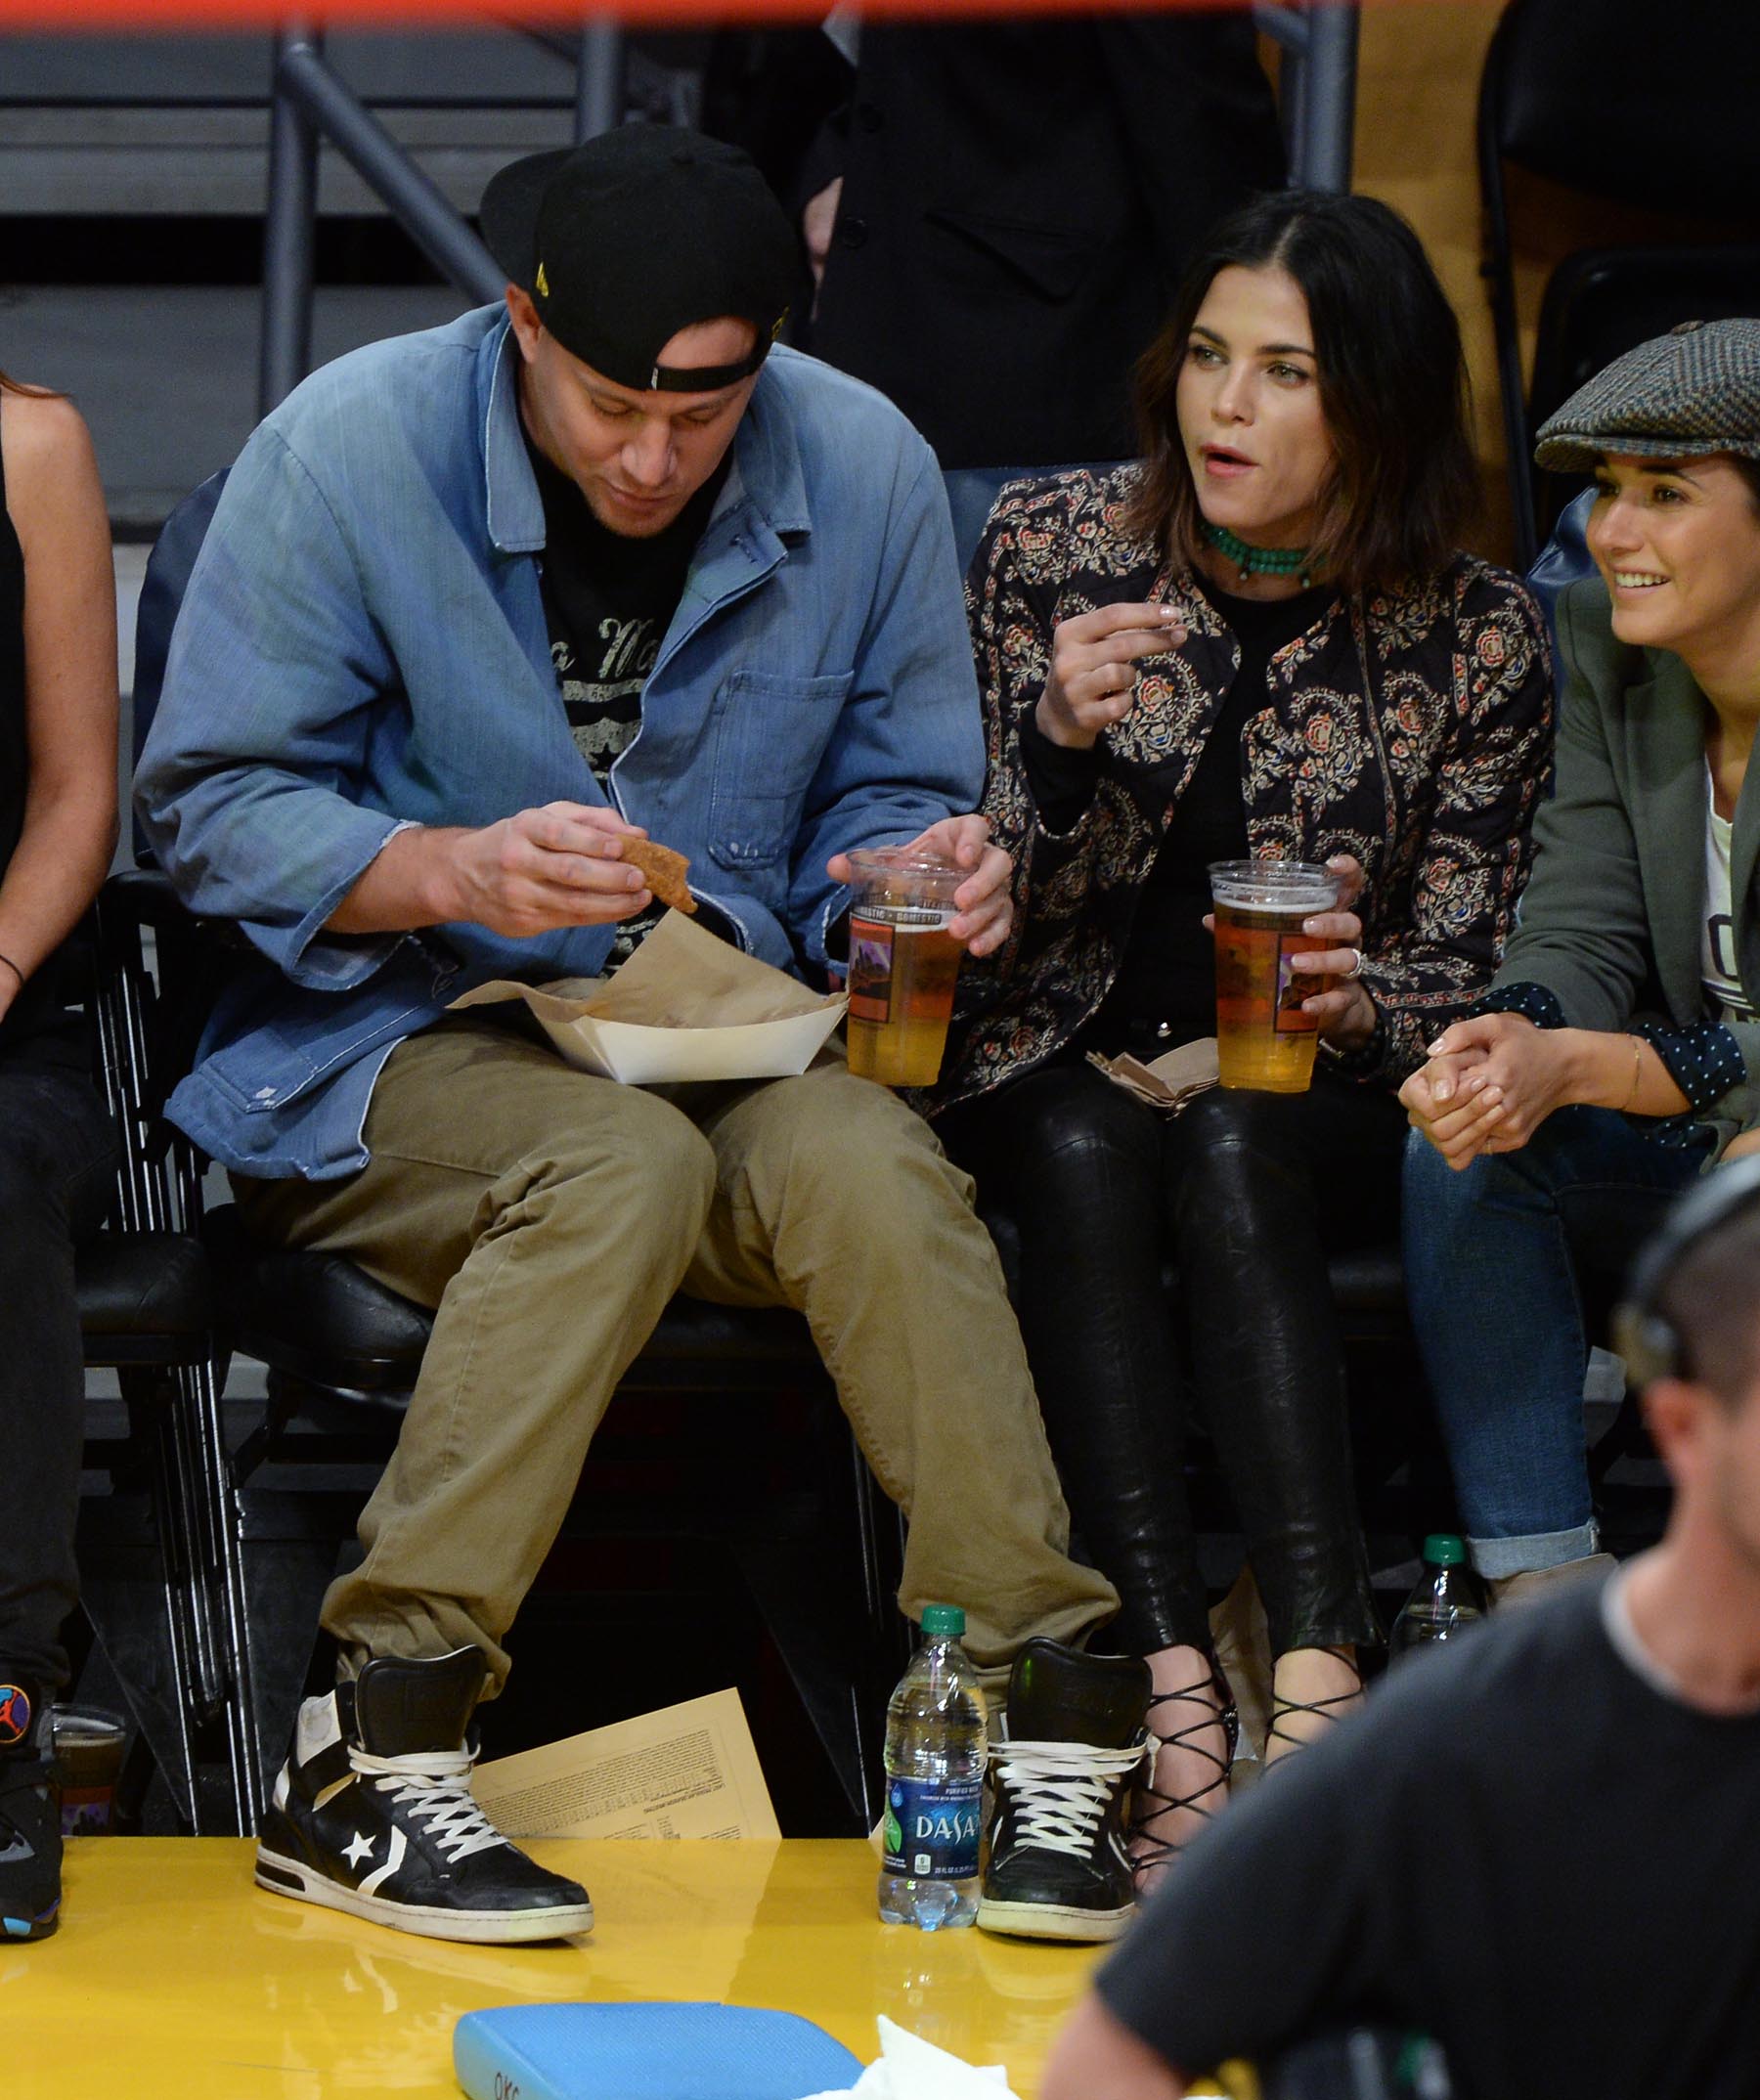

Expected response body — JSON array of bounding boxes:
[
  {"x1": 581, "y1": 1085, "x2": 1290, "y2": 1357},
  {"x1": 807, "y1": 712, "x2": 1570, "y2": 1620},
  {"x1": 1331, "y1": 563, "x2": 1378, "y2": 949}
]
[{"x1": 454, "y1": 2002, "x2": 865, "y2": 2100}]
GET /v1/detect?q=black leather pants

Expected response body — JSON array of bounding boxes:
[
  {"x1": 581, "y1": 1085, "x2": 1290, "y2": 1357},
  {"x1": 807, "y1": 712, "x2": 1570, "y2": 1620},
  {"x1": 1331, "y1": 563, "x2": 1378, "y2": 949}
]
[{"x1": 944, "y1": 1061, "x2": 1398, "y2": 1658}]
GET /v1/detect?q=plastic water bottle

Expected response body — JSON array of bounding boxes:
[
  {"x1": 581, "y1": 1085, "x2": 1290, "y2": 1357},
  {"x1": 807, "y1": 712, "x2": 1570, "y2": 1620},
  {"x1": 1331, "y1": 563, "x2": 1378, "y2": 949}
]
[
  {"x1": 877, "y1": 1604, "x2": 985, "y2": 1929},
  {"x1": 1389, "y1": 1534, "x2": 1488, "y2": 1660}
]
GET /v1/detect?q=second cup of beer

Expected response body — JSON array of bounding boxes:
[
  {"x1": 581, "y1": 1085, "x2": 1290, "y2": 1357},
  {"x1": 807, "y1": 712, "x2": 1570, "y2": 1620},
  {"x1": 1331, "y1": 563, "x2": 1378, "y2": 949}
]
[
  {"x1": 844, "y1": 848, "x2": 967, "y2": 1088},
  {"x1": 1209, "y1": 858, "x2": 1343, "y2": 1093}
]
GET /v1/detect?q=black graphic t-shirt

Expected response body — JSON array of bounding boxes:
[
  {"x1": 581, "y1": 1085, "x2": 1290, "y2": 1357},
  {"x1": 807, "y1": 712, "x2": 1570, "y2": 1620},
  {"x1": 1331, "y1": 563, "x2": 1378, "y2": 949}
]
[{"x1": 524, "y1": 431, "x2": 728, "y2": 965}]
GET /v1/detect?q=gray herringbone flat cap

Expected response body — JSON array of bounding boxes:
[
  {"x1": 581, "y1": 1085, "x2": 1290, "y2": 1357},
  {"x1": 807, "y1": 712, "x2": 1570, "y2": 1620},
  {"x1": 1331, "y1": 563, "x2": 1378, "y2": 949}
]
[{"x1": 1534, "y1": 318, "x2": 1760, "y2": 472}]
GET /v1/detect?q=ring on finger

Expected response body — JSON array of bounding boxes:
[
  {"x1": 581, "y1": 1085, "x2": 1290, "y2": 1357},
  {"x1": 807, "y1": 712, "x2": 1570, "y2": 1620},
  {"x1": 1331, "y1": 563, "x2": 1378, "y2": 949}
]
[{"x1": 1342, "y1": 946, "x2": 1364, "y2": 980}]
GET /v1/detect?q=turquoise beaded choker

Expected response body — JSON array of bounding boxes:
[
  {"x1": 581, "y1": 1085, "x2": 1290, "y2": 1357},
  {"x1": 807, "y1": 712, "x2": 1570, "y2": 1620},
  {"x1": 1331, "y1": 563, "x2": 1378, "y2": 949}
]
[{"x1": 1204, "y1": 520, "x2": 1312, "y2": 588}]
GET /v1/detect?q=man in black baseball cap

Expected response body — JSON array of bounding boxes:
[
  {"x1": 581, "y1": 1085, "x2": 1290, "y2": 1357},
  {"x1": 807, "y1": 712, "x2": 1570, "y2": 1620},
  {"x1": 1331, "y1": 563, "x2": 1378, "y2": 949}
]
[
  {"x1": 481, "y1": 128, "x2": 796, "y2": 396},
  {"x1": 479, "y1": 128, "x2": 799, "y2": 539},
  {"x1": 141, "y1": 123, "x2": 1129, "y2": 1951}
]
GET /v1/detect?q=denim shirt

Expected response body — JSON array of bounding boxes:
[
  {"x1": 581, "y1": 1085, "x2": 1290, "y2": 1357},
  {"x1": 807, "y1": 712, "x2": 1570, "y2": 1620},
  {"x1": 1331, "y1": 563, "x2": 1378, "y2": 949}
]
[{"x1": 136, "y1": 307, "x2": 981, "y2": 1179}]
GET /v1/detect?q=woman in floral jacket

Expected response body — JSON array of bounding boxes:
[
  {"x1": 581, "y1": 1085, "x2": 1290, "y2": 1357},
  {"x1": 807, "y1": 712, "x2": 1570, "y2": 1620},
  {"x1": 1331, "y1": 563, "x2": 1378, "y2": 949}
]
[{"x1": 933, "y1": 191, "x2": 1552, "y2": 1885}]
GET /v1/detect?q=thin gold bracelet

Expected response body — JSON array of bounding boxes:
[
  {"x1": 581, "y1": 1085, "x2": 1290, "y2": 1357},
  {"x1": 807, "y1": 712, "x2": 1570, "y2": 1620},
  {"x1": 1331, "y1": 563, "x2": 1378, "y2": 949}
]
[{"x1": 1618, "y1": 1033, "x2": 1644, "y2": 1114}]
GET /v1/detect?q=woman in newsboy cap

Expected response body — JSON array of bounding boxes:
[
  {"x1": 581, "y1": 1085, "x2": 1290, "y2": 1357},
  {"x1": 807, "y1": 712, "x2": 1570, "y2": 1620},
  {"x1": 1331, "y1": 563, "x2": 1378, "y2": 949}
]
[{"x1": 1402, "y1": 318, "x2": 1760, "y2": 1601}]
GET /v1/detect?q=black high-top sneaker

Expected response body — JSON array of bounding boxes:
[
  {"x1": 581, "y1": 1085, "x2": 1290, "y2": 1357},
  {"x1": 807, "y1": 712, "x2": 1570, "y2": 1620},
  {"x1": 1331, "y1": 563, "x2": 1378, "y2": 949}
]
[
  {"x1": 978, "y1": 1640, "x2": 1151, "y2": 1944},
  {"x1": 254, "y1": 1647, "x2": 593, "y2": 1944},
  {"x1": 0, "y1": 1678, "x2": 61, "y2": 1943}
]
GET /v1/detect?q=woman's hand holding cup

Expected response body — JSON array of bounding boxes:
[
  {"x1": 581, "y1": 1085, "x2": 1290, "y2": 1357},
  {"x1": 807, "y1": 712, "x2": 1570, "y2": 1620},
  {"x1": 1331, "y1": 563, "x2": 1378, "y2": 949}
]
[
  {"x1": 1287, "y1": 854, "x2": 1377, "y2": 1048},
  {"x1": 1034, "y1": 601, "x2": 1187, "y2": 750}
]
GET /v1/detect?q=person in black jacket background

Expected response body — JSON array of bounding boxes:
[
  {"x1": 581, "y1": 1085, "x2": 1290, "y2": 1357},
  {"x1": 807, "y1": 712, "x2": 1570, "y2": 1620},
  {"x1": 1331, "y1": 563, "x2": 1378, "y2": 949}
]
[{"x1": 706, "y1": 15, "x2": 1284, "y2": 561}]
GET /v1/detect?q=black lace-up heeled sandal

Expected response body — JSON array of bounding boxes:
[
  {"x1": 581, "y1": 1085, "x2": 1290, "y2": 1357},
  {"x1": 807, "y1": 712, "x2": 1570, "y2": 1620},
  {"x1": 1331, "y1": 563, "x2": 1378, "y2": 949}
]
[
  {"x1": 1265, "y1": 1651, "x2": 1365, "y2": 1764},
  {"x1": 1127, "y1": 1666, "x2": 1239, "y2": 1885}
]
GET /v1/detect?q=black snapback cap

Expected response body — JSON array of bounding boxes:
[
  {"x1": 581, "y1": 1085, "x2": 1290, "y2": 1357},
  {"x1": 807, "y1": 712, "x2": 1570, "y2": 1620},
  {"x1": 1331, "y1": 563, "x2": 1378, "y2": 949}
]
[{"x1": 480, "y1": 127, "x2": 797, "y2": 394}]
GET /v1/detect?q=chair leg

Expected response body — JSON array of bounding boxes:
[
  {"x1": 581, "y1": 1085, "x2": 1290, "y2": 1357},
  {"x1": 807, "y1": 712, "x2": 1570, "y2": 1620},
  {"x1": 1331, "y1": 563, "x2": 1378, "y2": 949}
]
[
  {"x1": 117, "y1": 1358, "x2": 262, "y2": 1835},
  {"x1": 110, "y1": 1365, "x2": 205, "y2": 1828},
  {"x1": 178, "y1": 1354, "x2": 263, "y2": 1831},
  {"x1": 845, "y1": 1420, "x2": 909, "y2": 1829}
]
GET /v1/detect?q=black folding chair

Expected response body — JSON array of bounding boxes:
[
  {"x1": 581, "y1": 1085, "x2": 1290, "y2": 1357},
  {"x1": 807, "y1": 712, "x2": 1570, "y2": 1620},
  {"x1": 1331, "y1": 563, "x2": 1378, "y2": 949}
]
[
  {"x1": 72, "y1": 880, "x2": 256, "y2": 1833},
  {"x1": 1477, "y1": 0, "x2": 1760, "y2": 564}
]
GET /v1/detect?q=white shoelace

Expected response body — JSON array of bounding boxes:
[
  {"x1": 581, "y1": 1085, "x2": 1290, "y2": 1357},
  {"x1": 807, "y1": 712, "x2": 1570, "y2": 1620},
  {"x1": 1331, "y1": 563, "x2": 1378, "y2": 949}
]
[
  {"x1": 987, "y1": 1735, "x2": 1151, "y2": 1860},
  {"x1": 349, "y1": 1744, "x2": 508, "y2": 1864}
]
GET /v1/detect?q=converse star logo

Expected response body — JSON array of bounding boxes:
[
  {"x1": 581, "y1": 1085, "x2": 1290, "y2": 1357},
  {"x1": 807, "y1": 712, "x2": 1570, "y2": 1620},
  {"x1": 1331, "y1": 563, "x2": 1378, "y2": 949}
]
[{"x1": 341, "y1": 1831, "x2": 376, "y2": 1869}]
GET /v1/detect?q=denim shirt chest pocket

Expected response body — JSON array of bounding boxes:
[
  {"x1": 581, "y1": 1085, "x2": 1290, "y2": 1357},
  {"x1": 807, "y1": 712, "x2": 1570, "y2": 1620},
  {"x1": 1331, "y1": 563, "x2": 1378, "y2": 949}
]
[{"x1": 706, "y1": 668, "x2": 854, "y2": 881}]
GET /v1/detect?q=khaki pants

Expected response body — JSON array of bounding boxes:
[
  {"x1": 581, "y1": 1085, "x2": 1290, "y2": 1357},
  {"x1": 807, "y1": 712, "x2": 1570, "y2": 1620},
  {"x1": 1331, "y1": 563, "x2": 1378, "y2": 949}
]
[{"x1": 236, "y1": 1017, "x2": 1117, "y2": 1696}]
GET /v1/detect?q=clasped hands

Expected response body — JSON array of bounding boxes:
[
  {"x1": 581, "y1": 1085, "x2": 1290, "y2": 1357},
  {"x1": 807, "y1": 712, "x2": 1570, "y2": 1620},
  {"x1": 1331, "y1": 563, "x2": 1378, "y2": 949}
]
[
  {"x1": 441, "y1": 803, "x2": 1015, "y2": 958},
  {"x1": 1399, "y1": 1012, "x2": 1575, "y2": 1170}
]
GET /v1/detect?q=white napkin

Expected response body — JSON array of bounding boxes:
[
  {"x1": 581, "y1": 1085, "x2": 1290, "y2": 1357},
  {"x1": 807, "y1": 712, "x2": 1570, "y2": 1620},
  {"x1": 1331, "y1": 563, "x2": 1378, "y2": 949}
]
[{"x1": 801, "y1": 2016, "x2": 1021, "y2": 2099}]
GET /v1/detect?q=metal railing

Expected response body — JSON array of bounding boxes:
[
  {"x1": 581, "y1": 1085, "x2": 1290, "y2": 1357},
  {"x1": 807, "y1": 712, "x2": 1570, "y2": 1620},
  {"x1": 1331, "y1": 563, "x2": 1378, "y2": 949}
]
[
  {"x1": 257, "y1": 4, "x2": 1361, "y2": 416},
  {"x1": 259, "y1": 20, "x2": 635, "y2": 413},
  {"x1": 1256, "y1": 0, "x2": 1361, "y2": 195}
]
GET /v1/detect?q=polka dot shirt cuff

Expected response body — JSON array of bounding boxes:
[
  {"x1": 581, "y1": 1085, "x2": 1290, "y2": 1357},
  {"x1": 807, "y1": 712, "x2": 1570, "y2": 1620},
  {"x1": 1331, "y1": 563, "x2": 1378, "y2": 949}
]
[
  {"x1": 1471, "y1": 982, "x2": 1567, "y2": 1029},
  {"x1": 1631, "y1": 1019, "x2": 1746, "y2": 1115}
]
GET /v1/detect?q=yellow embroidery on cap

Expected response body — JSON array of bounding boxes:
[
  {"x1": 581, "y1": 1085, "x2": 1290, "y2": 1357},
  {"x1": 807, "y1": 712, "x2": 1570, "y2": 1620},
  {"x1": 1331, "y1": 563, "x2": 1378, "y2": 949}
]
[{"x1": 535, "y1": 261, "x2": 550, "y2": 298}]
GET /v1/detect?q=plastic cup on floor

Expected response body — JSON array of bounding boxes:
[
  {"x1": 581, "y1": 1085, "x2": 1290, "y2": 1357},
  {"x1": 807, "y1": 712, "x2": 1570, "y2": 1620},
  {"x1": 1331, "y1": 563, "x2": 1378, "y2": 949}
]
[{"x1": 53, "y1": 1705, "x2": 128, "y2": 1835}]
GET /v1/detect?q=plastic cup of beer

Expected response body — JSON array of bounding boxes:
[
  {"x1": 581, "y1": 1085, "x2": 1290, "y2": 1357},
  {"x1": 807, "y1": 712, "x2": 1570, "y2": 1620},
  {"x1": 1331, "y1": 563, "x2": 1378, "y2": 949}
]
[
  {"x1": 1209, "y1": 858, "x2": 1342, "y2": 1093},
  {"x1": 51, "y1": 1704, "x2": 128, "y2": 1835},
  {"x1": 844, "y1": 847, "x2": 967, "y2": 1087}
]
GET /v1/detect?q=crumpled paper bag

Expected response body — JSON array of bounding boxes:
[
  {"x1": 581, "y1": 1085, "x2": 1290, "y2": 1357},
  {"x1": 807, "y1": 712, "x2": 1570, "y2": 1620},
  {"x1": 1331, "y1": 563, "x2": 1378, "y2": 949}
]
[
  {"x1": 1085, "y1": 1034, "x2": 1220, "y2": 1112},
  {"x1": 800, "y1": 2016, "x2": 1020, "y2": 2099}
]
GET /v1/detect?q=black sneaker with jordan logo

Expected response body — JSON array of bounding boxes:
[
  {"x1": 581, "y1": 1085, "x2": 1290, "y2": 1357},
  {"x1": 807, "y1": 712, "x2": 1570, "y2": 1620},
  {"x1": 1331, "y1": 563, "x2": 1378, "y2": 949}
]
[
  {"x1": 0, "y1": 1678, "x2": 62, "y2": 1943},
  {"x1": 254, "y1": 1646, "x2": 594, "y2": 1944},
  {"x1": 978, "y1": 1640, "x2": 1151, "y2": 1944}
]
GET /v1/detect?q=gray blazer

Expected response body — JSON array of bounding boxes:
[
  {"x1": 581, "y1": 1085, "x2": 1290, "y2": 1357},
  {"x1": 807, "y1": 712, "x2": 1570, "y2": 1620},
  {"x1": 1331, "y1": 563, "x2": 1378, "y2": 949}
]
[{"x1": 1496, "y1": 575, "x2": 1760, "y2": 1150}]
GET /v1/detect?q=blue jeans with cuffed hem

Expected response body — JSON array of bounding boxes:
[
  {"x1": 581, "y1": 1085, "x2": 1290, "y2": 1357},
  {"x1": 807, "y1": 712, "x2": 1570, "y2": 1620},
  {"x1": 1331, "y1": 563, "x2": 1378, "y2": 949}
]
[{"x1": 1401, "y1": 1106, "x2": 1713, "y2": 1579}]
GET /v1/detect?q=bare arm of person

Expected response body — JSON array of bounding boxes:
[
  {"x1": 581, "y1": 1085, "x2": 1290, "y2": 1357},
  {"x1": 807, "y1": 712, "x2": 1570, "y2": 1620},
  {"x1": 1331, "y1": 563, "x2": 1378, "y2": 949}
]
[
  {"x1": 326, "y1": 801, "x2": 658, "y2": 941},
  {"x1": 1040, "y1": 1994, "x2": 1189, "y2": 2100},
  {"x1": 803, "y1": 177, "x2": 843, "y2": 288},
  {"x1": 0, "y1": 387, "x2": 118, "y2": 1025}
]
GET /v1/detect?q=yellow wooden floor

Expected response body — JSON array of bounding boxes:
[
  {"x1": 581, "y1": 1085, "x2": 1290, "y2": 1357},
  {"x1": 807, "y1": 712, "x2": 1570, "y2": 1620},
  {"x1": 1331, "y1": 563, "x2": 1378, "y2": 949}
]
[{"x1": 4, "y1": 1838, "x2": 1100, "y2": 2097}]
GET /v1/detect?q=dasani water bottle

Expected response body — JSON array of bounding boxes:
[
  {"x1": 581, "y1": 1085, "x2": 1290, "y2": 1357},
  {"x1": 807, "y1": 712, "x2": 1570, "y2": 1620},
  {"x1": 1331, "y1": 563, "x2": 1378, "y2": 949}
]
[
  {"x1": 878, "y1": 1604, "x2": 985, "y2": 1929},
  {"x1": 1389, "y1": 1534, "x2": 1488, "y2": 1660}
]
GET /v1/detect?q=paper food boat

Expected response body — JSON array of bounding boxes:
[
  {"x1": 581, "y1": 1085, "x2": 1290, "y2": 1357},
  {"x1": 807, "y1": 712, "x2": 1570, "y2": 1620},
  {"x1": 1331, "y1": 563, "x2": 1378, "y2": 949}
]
[{"x1": 449, "y1": 909, "x2": 848, "y2": 1085}]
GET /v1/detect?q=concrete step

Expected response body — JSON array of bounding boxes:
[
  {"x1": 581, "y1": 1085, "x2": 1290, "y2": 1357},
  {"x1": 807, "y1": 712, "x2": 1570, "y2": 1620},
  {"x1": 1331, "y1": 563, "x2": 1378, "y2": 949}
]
[
  {"x1": 0, "y1": 28, "x2": 699, "y2": 217},
  {"x1": 6, "y1": 282, "x2": 471, "y2": 531}
]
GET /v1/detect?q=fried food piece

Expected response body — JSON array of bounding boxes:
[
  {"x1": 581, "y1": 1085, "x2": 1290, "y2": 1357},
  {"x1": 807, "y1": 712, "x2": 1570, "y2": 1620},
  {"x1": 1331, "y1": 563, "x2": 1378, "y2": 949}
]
[{"x1": 621, "y1": 836, "x2": 697, "y2": 914}]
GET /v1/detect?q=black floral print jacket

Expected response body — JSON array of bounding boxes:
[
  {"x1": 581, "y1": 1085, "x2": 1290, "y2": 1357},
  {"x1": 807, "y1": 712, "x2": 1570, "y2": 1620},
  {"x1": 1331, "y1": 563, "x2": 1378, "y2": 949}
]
[{"x1": 933, "y1": 466, "x2": 1555, "y2": 1109}]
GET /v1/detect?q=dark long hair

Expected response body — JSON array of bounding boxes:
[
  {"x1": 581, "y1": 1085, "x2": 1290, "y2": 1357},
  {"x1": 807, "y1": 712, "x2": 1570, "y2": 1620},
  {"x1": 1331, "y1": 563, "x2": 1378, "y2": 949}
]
[{"x1": 1124, "y1": 191, "x2": 1478, "y2": 591}]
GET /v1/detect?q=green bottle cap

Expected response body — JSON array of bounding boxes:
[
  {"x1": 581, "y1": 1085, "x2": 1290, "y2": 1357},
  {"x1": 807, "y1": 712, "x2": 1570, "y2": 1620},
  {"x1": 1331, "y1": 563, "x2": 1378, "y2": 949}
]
[
  {"x1": 1422, "y1": 1534, "x2": 1467, "y2": 1567},
  {"x1": 920, "y1": 1604, "x2": 965, "y2": 1637}
]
